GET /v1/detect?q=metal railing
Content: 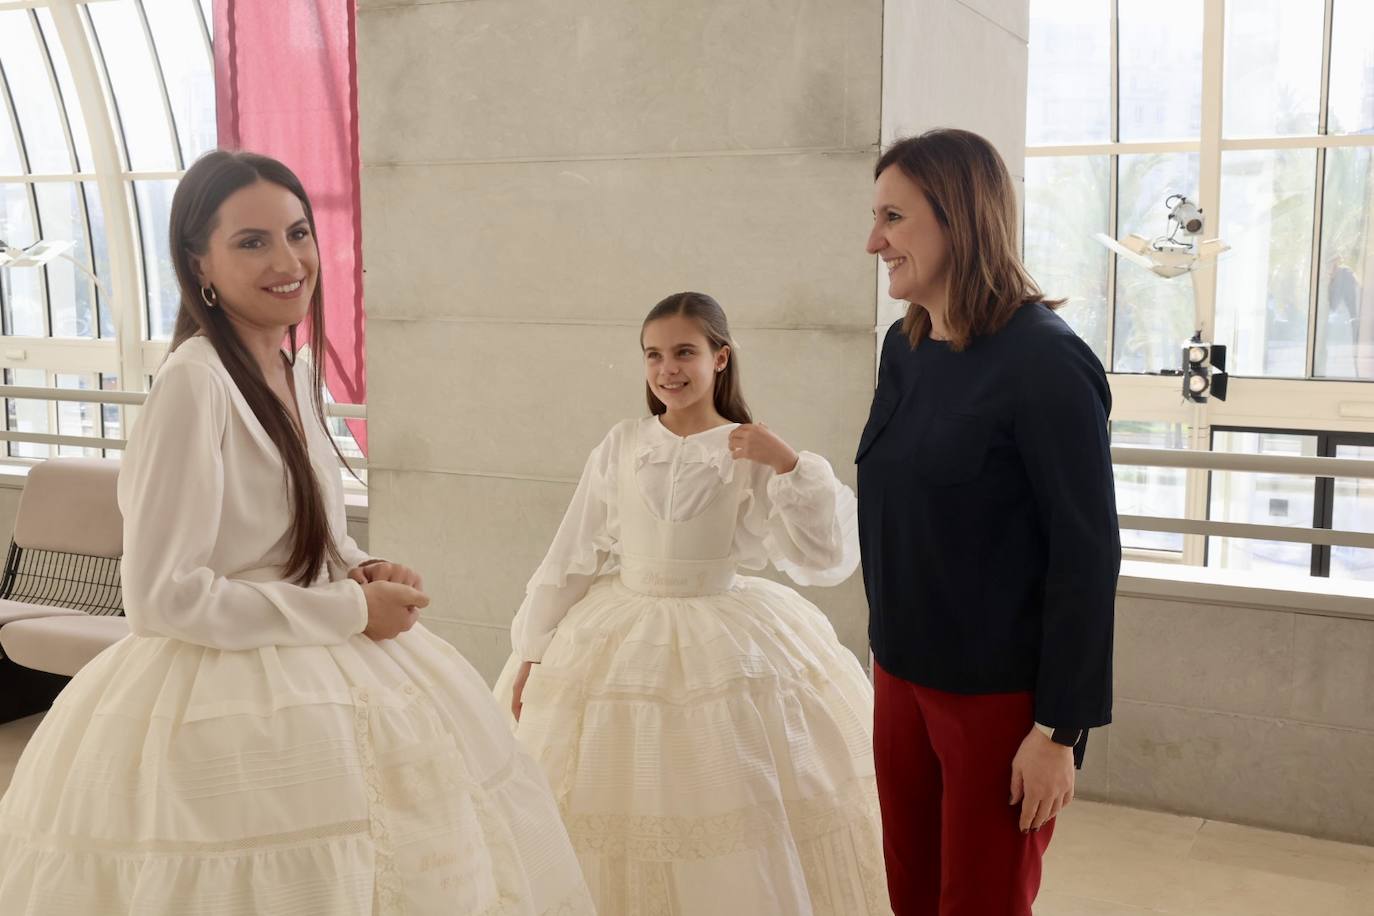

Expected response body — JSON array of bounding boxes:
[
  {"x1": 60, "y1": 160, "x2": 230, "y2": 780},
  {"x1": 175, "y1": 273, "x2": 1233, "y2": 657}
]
[
  {"x1": 1112, "y1": 446, "x2": 1374, "y2": 551},
  {"x1": 0, "y1": 387, "x2": 1369, "y2": 553},
  {"x1": 0, "y1": 385, "x2": 367, "y2": 469}
]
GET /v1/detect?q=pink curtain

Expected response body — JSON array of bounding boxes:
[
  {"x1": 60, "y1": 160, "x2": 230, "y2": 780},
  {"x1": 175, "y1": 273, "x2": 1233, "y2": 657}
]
[{"x1": 213, "y1": 0, "x2": 367, "y2": 452}]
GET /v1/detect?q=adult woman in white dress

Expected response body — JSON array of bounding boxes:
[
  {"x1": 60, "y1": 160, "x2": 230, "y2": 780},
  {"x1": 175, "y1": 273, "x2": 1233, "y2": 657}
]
[{"x1": 0, "y1": 150, "x2": 593, "y2": 916}]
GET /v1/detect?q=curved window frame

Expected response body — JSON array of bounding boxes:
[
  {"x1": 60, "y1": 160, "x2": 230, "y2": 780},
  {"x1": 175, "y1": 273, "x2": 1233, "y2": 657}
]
[{"x1": 0, "y1": 0, "x2": 213, "y2": 460}]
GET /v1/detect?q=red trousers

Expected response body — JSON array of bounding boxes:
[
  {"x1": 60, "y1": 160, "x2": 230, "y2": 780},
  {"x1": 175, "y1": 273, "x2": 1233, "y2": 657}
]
[{"x1": 873, "y1": 662, "x2": 1054, "y2": 916}]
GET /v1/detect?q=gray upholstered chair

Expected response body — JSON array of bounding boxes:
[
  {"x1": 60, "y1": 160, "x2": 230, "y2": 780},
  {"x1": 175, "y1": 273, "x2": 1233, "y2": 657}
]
[{"x1": 0, "y1": 458, "x2": 128, "y2": 722}]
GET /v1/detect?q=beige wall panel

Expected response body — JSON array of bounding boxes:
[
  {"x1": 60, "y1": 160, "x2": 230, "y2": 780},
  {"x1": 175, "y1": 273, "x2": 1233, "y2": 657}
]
[
  {"x1": 954, "y1": 0, "x2": 1030, "y2": 41},
  {"x1": 360, "y1": 154, "x2": 877, "y2": 327},
  {"x1": 1108, "y1": 699, "x2": 1374, "y2": 846},
  {"x1": 367, "y1": 319, "x2": 874, "y2": 484},
  {"x1": 358, "y1": 0, "x2": 882, "y2": 163},
  {"x1": 1291, "y1": 614, "x2": 1374, "y2": 732},
  {"x1": 368, "y1": 469, "x2": 577, "y2": 631},
  {"x1": 366, "y1": 318, "x2": 641, "y2": 480},
  {"x1": 881, "y1": 0, "x2": 1029, "y2": 178},
  {"x1": 1113, "y1": 597, "x2": 1296, "y2": 718}
]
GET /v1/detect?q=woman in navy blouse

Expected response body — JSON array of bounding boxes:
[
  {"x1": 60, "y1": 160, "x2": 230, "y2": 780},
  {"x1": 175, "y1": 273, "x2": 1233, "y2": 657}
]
[{"x1": 857, "y1": 128, "x2": 1120, "y2": 916}]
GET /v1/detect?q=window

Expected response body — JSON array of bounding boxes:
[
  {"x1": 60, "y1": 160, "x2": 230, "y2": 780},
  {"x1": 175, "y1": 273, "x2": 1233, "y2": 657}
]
[
  {"x1": 1112, "y1": 420, "x2": 1190, "y2": 552},
  {"x1": 1028, "y1": 0, "x2": 1374, "y2": 576},
  {"x1": 1027, "y1": 0, "x2": 1374, "y2": 379},
  {"x1": 1207, "y1": 429, "x2": 1319, "y2": 575},
  {"x1": 1207, "y1": 427, "x2": 1374, "y2": 579},
  {"x1": 1329, "y1": 438, "x2": 1374, "y2": 580},
  {"x1": 0, "y1": 0, "x2": 214, "y2": 459}
]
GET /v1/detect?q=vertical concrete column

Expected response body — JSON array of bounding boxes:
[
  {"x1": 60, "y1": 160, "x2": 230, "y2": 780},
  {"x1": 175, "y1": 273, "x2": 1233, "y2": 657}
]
[{"x1": 357, "y1": 0, "x2": 885, "y2": 680}]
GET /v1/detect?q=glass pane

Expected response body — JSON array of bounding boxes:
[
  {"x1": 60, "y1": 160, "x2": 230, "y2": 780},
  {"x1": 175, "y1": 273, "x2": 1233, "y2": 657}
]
[
  {"x1": 100, "y1": 372, "x2": 122, "y2": 451},
  {"x1": 1330, "y1": 442, "x2": 1374, "y2": 581},
  {"x1": 33, "y1": 182, "x2": 96, "y2": 338},
  {"x1": 1328, "y1": 0, "x2": 1374, "y2": 135},
  {"x1": 35, "y1": 9, "x2": 95, "y2": 173},
  {"x1": 1113, "y1": 153, "x2": 1201, "y2": 373},
  {"x1": 84, "y1": 181, "x2": 115, "y2": 338},
  {"x1": 1118, "y1": 0, "x2": 1203, "y2": 141},
  {"x1": 1222, "y1": 0, "x2": 1323, "y2": 138},
  {"x1": 1024, "y1": 156, "x2": 1110, "y2": 362},
  {"x1": 1208, "y1": 430, "x2": 1318, "y2": 575},
  {"x1": 0, "y1": 10, "x2": 73, "y2": 173},
  {"x1": 0, "y1": 183, "x2": 44, "y2": 336},
  {"x1": 87, "y1": 0, "x2": 177, "y2": 171},
  {"x1": 1215, "y1": 149, "x2": 1316, "y2": 378},
  {"x1": 1315, "y1": 147, "x2": 1374, "y2": 379},
  {"x1": 1026, "y1": 0, "x2": 1110, "y2": 145},
  {"x1": 55, "y1": 373, "x2": 103, "y2": 458},
  {"x1": 143, "y1": 0, "x2": 216, "y2": 164},
  {"x1": 1112, "y1": 421, "x2": 1189, "y2": 552},
  {"x1": 134, "y1": 179, "x2": 178, "y2": 340},
  {"x1": 4, "y1": 368, "x2": 49, "y2": 459},
  {"x1": 0, "y1": 86, "x2": 24, "y2": 175}
]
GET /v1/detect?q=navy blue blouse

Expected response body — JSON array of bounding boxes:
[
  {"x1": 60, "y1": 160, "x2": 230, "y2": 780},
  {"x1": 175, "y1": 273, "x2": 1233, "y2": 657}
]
[{"x1": 857, "y1": 303, "x2": 1120, "y2": 731}]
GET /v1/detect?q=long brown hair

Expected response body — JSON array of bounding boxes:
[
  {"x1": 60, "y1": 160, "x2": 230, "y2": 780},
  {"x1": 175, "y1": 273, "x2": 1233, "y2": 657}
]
[
  {"x1": 641, "y1": 292, "x2": 752, "y2": 424},
  {"x1": 168, "y1": 150, "x2": 343, "y2": 586},
  {"x1": 874, "y1": 129, "x2": 1061, "y2": 350}
]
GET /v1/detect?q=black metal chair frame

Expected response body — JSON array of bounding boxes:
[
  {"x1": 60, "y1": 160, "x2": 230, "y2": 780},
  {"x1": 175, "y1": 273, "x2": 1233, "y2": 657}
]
[{"x1": 0, "y1": 541, "x2": 124, "y2": 723}]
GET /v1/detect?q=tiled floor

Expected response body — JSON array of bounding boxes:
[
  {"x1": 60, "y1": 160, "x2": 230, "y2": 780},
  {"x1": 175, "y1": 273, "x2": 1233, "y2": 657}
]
[
  {"x1": 1040, "y1": 799, "x2": 1374, "y2": 915},
  {"x1": 2, "y1": 712, "x2": 1372, "y2": 914}
]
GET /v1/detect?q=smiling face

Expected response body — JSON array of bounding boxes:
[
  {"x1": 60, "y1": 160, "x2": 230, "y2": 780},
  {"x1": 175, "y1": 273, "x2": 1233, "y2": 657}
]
[
  {"x1": 866, "y1": 165, "x2": 952, "y2": 307},
  {"x1": 192, "y1": 179, "x2": 319, "y2": 333},
  {"x1": 641, "y1": 313, "x2": 729, "y2": 414}
]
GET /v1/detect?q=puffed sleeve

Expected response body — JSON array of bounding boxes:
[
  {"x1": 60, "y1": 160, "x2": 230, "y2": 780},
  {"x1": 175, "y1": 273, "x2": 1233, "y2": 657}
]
[
  {"x1": 118, "y1": 359, "x2": 368, "y2": 649},
  {"x1": 740, "y1": 450, "x2": 860, "y2": 587},
  {"x1": 510, "y1": 424, "x2": 621, "y2": 661}
]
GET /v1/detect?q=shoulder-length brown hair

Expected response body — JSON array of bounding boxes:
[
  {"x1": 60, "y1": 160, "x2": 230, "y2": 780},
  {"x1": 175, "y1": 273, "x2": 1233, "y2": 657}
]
[
  {"x1": 168, "y1": 150, "x2": 346, "y2": 586},
  {"x1": 875, "y1": 129, "x2": 1061, "y2": 350},
  {"x1": 641, "y1": 292, "x2": 752, "y2": 425}
]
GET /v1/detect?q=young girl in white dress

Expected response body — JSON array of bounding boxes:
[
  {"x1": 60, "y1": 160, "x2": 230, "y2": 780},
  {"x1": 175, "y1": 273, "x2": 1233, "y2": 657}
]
[
  {"x1": 497, "y1": 292, "x2": 891, "y2": 915},
  {"x1": 0, "y1": 151, "x2": 593, "y2": 916}
]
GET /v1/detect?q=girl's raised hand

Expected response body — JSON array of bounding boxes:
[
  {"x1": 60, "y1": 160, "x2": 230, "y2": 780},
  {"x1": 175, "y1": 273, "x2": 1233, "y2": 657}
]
[{"x1": 728, "y1": 423, "x2": 799, "y2": 475}]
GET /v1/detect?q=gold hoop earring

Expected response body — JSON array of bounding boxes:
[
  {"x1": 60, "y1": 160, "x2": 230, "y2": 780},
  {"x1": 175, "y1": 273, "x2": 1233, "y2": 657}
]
[{"x1": 200, "y1": 285, "x2": 218, "y2": 308}]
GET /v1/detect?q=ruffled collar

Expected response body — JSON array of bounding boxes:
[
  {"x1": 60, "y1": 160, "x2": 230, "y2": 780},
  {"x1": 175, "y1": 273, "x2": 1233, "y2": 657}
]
[{"x1": 634, "y1": 417, "x2": 740, "y2": 482}]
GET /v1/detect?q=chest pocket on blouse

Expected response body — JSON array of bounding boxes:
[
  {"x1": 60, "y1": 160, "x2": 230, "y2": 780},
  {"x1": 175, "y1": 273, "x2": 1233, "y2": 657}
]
[
  {"x1": 856, "y1": 394, "x2": 900, "y2": 464},
  {"x1": 917, "y1": 412, "x2": 991, "y2": 487}
]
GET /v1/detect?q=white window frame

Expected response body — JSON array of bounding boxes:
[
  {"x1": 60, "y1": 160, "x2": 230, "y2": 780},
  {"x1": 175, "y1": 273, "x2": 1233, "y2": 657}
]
[{"x1": 0, "y1": 0, "x2": 209, "y2": 458}]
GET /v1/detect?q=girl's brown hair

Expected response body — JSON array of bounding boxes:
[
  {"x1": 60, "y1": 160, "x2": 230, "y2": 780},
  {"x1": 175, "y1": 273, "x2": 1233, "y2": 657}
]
[
  {"x1": 641, "y1": 292, "x2": 753, "y2": 425},
  {"x1": 875, "y1": 129, "x2": 1061, "y2": 350},
  {"x1": 168, "y1": 150, "x2": 344, "y2": 586}
]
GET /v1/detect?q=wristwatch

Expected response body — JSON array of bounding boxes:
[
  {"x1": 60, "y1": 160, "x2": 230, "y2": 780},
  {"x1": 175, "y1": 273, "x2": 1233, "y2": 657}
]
[{"x1": 1034, "y1": 722, "x2": 1083, "y2": 747}]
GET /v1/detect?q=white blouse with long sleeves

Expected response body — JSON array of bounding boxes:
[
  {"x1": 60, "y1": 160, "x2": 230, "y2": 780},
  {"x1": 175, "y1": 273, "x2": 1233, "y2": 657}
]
[
  {"x1": 510, "y1": 416, "x2": 860, "y2": 662},
  {"x1": 117, "y1": 336, "x2": 372, "y2": 650}
]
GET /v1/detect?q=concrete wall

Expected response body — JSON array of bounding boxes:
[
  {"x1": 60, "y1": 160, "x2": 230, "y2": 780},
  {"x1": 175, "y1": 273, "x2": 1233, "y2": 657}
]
[
  {"x1": 1076, "y1": 573, "x2": 1374, "y2": 846},
  {"x1": 879, "y1": 0, "x2": 1030, "y2": 328},
  {"x1": 357, "y1": 0, "x2": 891, "y2": 683}
]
